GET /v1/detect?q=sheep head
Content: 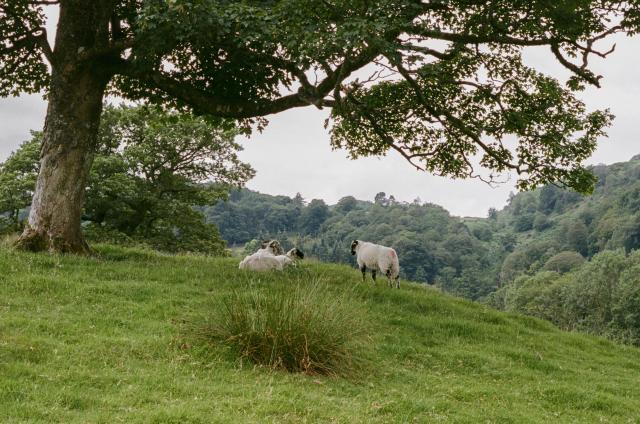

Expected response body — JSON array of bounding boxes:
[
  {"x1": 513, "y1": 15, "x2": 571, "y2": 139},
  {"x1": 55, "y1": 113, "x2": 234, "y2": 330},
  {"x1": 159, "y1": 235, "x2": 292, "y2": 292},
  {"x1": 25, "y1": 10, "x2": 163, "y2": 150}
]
[
  {"x1": 261, "y1": 240, "x2": 284, "y2": 255},
  {"x1": 350, "y1": 240, "x2": 359, "y2": 255},
  {"x1": 287, "y1": 248, "x2": 304, "y2": 259}
]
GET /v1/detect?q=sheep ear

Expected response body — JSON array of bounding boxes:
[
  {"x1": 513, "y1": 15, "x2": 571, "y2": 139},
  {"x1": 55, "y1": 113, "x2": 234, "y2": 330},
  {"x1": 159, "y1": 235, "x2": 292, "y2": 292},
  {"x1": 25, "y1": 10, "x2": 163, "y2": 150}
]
[{"x1": 261, "y1": 240, "x2": 270, "y2": 248}]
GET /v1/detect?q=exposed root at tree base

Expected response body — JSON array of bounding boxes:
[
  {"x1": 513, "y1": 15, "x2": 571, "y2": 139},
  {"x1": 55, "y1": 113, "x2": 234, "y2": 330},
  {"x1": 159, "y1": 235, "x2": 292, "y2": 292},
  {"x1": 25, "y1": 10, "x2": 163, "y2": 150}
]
[{"x1": 15, "y1": 228, "x2": 94, "y2": 256}]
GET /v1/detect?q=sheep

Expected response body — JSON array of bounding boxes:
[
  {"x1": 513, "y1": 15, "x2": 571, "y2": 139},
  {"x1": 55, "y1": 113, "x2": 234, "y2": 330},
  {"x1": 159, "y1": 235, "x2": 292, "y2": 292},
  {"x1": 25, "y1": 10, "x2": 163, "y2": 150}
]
[
  {"x1": 273, "y1": 247, "x2": 304, "y2": 268},
  {"x1": 239, "y1": 253, "x2": 283, "y2": 271},
  {"x1": 260, "y1": 239, "x2": 284, "y2": 255},
  {"x1": 238, "y1": 242, "x2": 304, "y2": 272},
  {"x1": 238, "y1": 240, "x2": 283, "y2": 270},
  {"x1": 350, "y1": 240, "x2": 400, "y2": 288}
]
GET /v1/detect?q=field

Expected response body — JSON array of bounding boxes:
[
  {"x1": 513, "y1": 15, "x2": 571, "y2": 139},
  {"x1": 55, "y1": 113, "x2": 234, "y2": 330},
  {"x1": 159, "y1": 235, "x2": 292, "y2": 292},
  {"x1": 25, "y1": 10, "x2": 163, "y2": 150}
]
[{"x1": 1, "y1": 245, "x2": 639, "y2": 423}]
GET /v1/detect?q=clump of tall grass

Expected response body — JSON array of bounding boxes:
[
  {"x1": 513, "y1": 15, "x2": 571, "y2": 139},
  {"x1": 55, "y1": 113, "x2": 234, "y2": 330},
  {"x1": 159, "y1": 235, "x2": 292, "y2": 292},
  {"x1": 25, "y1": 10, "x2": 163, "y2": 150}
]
[{"x1": 202, "y1": 281, "x2": 369, "y2": 376}]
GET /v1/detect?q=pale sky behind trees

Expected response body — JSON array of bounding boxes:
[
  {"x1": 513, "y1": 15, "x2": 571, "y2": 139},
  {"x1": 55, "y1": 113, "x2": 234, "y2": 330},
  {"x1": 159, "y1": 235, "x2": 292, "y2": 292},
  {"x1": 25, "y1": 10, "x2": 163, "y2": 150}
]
[{"x1": 0, "y1": 9, "x2": 638, "y2": 217}]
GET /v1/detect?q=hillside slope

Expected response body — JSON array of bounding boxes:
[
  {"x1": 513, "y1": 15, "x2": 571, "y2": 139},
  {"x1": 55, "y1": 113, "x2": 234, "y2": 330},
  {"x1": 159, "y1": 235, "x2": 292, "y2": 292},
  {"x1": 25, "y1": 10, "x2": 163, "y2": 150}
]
[
  {"x1": 1, "y1": 246, "x2": 639, "y2": 423},
  {"x1": 205, "y1": 190, "x2": 502, "y2": 299},
  {"x1": 206, "y1": 155, "x2": 640, "y2": 300}
]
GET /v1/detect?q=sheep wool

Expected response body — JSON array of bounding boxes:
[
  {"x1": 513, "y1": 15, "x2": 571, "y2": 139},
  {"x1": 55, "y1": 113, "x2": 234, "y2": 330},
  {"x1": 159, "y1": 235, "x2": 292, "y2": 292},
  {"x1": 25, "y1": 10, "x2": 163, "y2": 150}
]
[
  {"x1": 239, "y1": 244, "x2": 304, "y2": 272},
  {"x1": 351, "y1": 240, "x2": 400, "y2": 288}
]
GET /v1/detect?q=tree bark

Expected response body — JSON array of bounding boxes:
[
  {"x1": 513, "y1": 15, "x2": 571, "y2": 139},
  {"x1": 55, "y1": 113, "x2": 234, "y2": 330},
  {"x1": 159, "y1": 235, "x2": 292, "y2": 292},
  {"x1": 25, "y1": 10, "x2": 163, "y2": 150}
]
[{"x1": 16, "y1": 3, "x2": 112, "y2": 254}]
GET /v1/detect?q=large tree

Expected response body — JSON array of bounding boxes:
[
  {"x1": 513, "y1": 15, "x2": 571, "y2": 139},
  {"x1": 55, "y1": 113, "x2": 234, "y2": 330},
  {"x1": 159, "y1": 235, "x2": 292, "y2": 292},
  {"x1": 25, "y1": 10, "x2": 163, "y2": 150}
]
[{"x1": 1, "y1": 0, "x2": 639, "y2": 253}]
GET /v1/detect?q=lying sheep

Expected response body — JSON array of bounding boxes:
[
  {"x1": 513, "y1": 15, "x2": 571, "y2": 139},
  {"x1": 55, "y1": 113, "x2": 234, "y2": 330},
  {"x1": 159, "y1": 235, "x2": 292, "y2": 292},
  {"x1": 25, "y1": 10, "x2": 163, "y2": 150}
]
[
  {"x1": 238, "y1": 240, "x2": 282, "y2": 270},
  {"x1": 273, "y1": 247, "x2": 304, "y2": 268},
  {"x1": 239, "y1": 253, "x2": 282, "y2": 271},
  {"x1": 239, "y1": 242, "x2": 304, "y2": 271},
  {"x1": 260, "y1": 239, "x2": 284, "y2": 255},
  {"x1": 350, "y1": 240, "x2": 400, "y2": 288}
]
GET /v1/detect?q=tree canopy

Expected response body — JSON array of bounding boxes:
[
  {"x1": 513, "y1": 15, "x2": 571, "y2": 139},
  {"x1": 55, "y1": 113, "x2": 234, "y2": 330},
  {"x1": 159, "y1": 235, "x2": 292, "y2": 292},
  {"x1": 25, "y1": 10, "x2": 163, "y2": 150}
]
[
  {"x1": 3, "y1": 1, "x2": 640, "y2": 190},
  {"x1": 2, "y1": 0, "x2": 640, "y2": 253}
]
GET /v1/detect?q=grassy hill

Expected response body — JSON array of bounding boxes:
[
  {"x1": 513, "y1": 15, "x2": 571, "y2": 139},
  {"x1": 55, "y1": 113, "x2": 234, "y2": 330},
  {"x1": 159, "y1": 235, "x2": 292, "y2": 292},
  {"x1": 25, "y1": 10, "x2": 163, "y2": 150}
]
[{"x1": 1, "y1": 245, "x2": 639, "y2": 423}]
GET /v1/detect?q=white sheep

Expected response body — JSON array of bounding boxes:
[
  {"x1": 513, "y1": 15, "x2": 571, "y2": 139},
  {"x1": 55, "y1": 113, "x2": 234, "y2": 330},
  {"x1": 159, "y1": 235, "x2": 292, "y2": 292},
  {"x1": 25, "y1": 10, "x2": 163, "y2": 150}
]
[
  {"x1": 271, "y1": 247, "x2": 304, "y2": 268},
  {"x1": 350, "y1": 240, "x2": 400, "y2": 288},
  {"x1": 238, "y1": 240, "x2": 282, "y2": 270},
  {"x1": 239, "y1": 253, "x2": 283, "y2": 271},
  {"x1": 239, "y1": 243, "x2": 304, "y2": 272}
]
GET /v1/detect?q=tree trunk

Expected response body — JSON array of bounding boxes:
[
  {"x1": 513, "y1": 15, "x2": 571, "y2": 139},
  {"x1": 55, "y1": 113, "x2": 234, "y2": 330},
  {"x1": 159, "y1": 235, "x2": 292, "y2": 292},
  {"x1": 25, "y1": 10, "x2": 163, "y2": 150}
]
[{"x1": 15, "y1": 4, "x2": 112, "y2": 254}]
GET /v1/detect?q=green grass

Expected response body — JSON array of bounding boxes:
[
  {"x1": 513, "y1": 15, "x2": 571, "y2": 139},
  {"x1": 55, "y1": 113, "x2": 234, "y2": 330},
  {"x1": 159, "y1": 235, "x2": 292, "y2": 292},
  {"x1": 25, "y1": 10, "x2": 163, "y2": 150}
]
[
  {"x1": 1, "y1": 244, "x2": 639, "y2": 423},
  {"x1": 200, "y1": 281, "x2": 369, "y2": 376}
]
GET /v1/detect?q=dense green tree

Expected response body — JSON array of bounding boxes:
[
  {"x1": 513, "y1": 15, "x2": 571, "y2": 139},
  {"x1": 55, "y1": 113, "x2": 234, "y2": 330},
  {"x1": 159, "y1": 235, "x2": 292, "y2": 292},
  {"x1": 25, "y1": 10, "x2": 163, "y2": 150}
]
[
  {"x1": 374, "y1": 192, "x2": 388, "y2": 206},
  {"x1": 538, "y1": 185, "x2": 558, "y2": 214},
  {"x1": 335, "y1": 196, "x2": 358, "y2": 214},
  {"x1": 470, "y1": 222, "x2": 493, "y2": 242},
  {"x1": 0, "y1": 134, "x2": 40, "y2": 231},
  {"x1": 611, "y1": 258, "x2": 640, "y2": 345},
  {"x1": 542, "y1": 251, "x2": 585, "y2": 274},
  {"x1": 299, "y1": 199, "x2": 330, "y2": 235},
  {"x1": 85, "y1": 105, "x2": 253, "y2": 253},
  {"x1": 0, "y1": 105, "x2": 252, "y2": 254},
  {"x1": 502, "y1": 272, "x2": 568, "y2": 325},
  {"x1": 564, "y1": 220, "x2": 589, "y2": 256},
  {"x1": 3, "y1": 1, "x2": 639, "y2": 253},
  {"x1": 533, "y1": 213, "x2": 551, "y2": 232},
  {"x1": 500, "y1": 250, "x2": 529, "y2": 284},
  {"x1": 513, "y1": 213, "x2": 535, "y2": 232}
]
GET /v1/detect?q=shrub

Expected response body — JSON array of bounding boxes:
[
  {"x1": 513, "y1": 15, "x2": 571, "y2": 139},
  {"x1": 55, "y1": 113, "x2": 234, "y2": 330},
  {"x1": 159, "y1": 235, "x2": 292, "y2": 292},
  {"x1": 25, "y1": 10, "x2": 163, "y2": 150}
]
[{"x1": 202, "y1": 281, "x2": 368, "y2": 376}]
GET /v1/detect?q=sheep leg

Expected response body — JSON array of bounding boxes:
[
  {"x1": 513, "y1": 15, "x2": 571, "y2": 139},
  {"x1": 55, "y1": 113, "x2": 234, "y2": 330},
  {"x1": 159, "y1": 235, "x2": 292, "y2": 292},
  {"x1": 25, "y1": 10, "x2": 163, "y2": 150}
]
[
  {"x1": 360, "y1": 265, "x2": 367, "y2": 282},
  {"x1": 395, "y1": 277, "x2": 400, "y2": 289},
  {"x1": 385, "y1": 269, "x2": 392, "y2": 288},
  {"x1": 371, "y1": 270, "x2": 377, "y2": 283}
]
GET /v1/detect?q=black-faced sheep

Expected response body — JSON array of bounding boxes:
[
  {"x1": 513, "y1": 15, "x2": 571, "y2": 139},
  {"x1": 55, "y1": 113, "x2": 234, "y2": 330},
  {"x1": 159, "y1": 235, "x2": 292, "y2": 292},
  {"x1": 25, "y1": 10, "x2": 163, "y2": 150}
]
[
  {"x1": 350, "y1": 240, "x2": 400, "y2": 288},
  {"x1": 238, "y1": 240, "x2": 282, "y2": 270},
  {"x1": 239, "y1": 242, "x2": 304, "y2": 271}
]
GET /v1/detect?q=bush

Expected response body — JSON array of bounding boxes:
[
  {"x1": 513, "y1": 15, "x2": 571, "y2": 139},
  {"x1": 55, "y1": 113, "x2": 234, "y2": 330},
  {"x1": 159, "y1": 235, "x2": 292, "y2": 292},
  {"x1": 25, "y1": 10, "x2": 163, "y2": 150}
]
[
  {"x1": 202, "y1": 281, "x2": 368, "y2": 376},
  {"x1": 503, "y1": 272, "x2": 568, "y2": 326}
]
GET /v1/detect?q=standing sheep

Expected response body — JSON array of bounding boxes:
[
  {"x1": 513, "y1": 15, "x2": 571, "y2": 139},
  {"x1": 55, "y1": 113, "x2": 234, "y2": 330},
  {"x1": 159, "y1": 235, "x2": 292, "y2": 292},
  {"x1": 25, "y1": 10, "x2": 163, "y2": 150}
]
[{"x1": 350, "y1": 240, "x2": 400, "y2": 288}]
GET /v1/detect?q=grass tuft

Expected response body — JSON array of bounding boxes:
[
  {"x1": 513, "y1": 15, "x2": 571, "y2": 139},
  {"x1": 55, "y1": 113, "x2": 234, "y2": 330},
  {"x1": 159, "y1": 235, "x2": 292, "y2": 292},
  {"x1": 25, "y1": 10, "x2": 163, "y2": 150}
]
[{"x1": 200, "y1": 280, "x2": 369, "y2": 376}]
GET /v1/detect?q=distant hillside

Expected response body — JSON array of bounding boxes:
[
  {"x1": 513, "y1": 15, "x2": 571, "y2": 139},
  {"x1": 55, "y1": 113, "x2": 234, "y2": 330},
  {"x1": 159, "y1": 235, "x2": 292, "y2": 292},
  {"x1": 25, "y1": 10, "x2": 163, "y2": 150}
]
[
  {"x1": 205, "y1": 155, "x2": 640, "y2": 301},
  {"x1": 204, "y1": 191, "x2": 505, "y2": 300},
  {"x1": 2, "y1": 245, "x2": 640, "y2": 422},
  {"x1": 491, "y1": 155, "x2": 640, "y2": 286}
]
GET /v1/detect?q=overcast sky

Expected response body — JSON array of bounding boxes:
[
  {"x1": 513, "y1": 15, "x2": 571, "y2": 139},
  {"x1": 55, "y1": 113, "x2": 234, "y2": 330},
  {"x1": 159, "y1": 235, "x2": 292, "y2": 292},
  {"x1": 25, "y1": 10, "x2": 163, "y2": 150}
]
[{"x1": 1, "y1": 12, "x2": 638, "y2": 217}]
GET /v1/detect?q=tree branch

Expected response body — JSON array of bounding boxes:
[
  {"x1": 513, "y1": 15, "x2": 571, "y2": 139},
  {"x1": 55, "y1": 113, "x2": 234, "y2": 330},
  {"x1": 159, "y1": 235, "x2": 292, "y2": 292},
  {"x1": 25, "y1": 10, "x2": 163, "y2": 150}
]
[
  {"x1": 116, "y1": 45, "x2": 381, "y2": 118},
  {"x1": 78, "y1": 37, "x2": 135, "y2": 62},
  {"x1": 0, "y1": 26, "x2": 55, "y2": 67},
  {"x1": 406, "y1": 27, "x2": 558, "y2": 47},
  {"x1": 390, "y1": 57, "x2": 521, "y2": 173},
  {"x1": 550, "y1": 44, "x2": 601, "y2": 87}
]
